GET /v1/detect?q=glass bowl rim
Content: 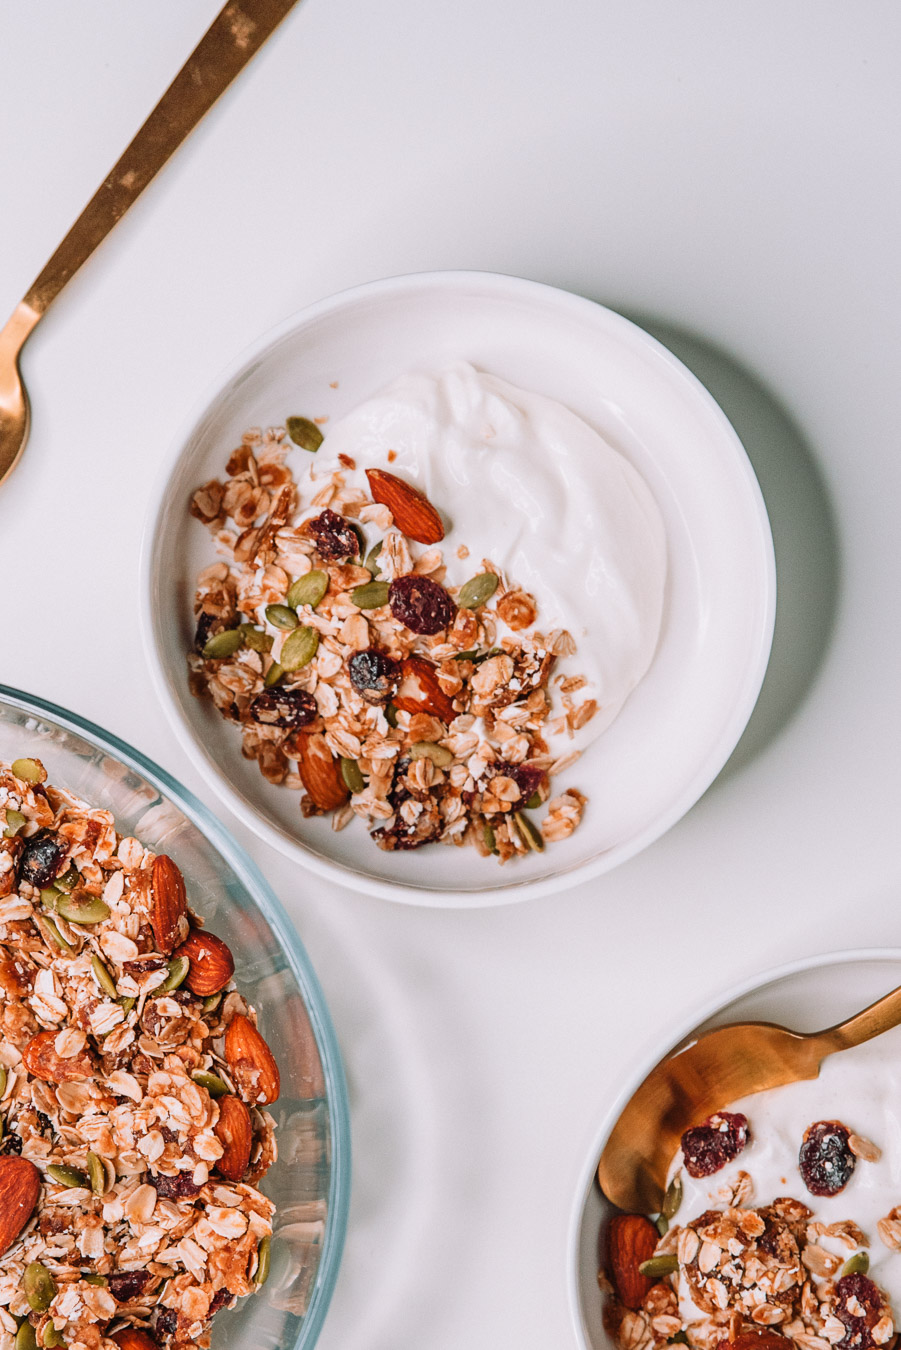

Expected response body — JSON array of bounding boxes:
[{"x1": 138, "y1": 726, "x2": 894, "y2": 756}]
[{"x1": 0, "y1": 681, "x2": 351, "y2": 1350}]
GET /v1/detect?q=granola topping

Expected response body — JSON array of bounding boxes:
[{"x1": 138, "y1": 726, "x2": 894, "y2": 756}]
[{"x1": 0, "y1": 759, "x2": 277, "y2": 1350}]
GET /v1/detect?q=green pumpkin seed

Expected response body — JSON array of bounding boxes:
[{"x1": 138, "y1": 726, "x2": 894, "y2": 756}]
[
  {"x1": 11, "y1": 758, "x2": 45, "y2": 786},
  {"x1": 483, "y1": 824, "x2": 498, "y2": 856},
  {"x1": 340, "y1": 758, "x2": 366, "y2": 794},
  {"x1": 638, "y1": 1254, "x2": 679, "y2": 1278},
  {"x1": 55, "y1": 893, "x2": 109, "y2": 926},
  {"x1": 239, "y1": 624, "x2": 274, "y2": 654},
  {"x1": 23, "y1": 1263, "x2": 56, "y2": 1314},
  {"x1": 841, "y1": 1251, "x2": 870, "y2": 1277},
  {"x1": 254, "y1": 1235, "x2": 271, "y2": 1288},
  {"x1": 40, "y1": 887, "x2": 60, "y2": 913},
  {"x1": 119, "y1": 997, "x2": 136, "y2": 1015},
  {"x1": 265, "y1": 603, "x2": 298, "y2": 631},
  {"x1": 385, "y1": 703, "x2": 398, "y2": 728},
  {"x1": 456, "y1": 572, "x2": 499, "y2": 610},
  {"x1": 408, "y1": 742, "x2": 454, "y2": 768},
  {"x1": 363, "y1": 541, "x2": 383, "y2": 577},
  {"x1": 0, "y1": 1066, "x2": 7, "y2": 1098},
  {"x1": 473, "y1": 646, "x2": 502, "y2": 664},
  {"x1": 41, "y1": 1325, "x2": 63, "y2": 1349},
  {"x1": 15, "y1": 1319, "x2": 37, "y2": 1350},
  {"x1": 351, "y1": 580, "x2": 390, "y2": 610},
  {"x1": 523, "y1": 791, "x2": 542, "y2": 810},
  {"x1": 280, "y1": 626, "x2": 319, "y2": 671},
  {"x1": 287, "y1": 570, "x2": 329, "y2": 610},
  {"x1": 159, "y1": 955, "x2": 190, "y2": 994},
  {"x1": 3, "y1": 809, "x2": 26, "y2": 838},
  {"x1": 264, "y1": 662, "x2": 285, "y2": 687},
  {"x1": 86, "y1": 1152, "x2": 107, "y2": 1197},
  {"x1": 43, "y1": 918, "x2": 73, "y2": 954},
  {"x1": 662, "y1": 1174, "x2": 683, "y2": 1221},
  {"x1": 46, "y1": 1164, "x2": 89, "y2": 1190},
  {"x1": 54, "y1": 864, "x2": 79, "y2": 893},
  {"x1": 201, "y1": 994, "x2": 221, "y2": 1013},
  {"x1": 513, "y1": 811, "x2": 544, "y2": 853},
  {"x1": 192, "y1": 1071, "x2": 230, "y2": 1098},
  {"x1": 81, "y1": 1275, "x2": 107, "y2": 1287},
  {"x1": 656, "y1": 1215, "x2": 669, "y2": 1236},
  {"x1": 285, "y1": 416, "x2": 323, "y2": 452},
  {"x1": 202, "y1": 628, "x2": 243, "y2": 660},
  {"x1": 452, "y1": 649, "x2": 479, "y2": 662},
  {"x1": 91, "y1": 955, "x2": 118, "y2": 1000}
]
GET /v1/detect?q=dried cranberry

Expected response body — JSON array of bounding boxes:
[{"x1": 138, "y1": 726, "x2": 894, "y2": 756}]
[
  {"x1": 249, "y1": 687, "x2": 318, "y2": 728},
  {"x1": 833, "y1": 1274, "x2": 887, "y2": 1350},
  {"x1": 681, "y1": 1111, "x2": 750, "y2": 1177},
  {"x1": 155, "y1": 1308, "x2": 178, "y2": 1338},
  {"x1": 799, "y1": 1120, "x2": 856, "y2": 1196},
  {"x1": 150, "y1": 1172, "x2": 202, "y2": 1200},
  {"x1": 307, "y1": 508, "x2": 360, "y2": 560},
  {"x1": 347, "y1": 648, "x2": 402, "y2": 704},
  {"x1": 492, "y1": 761, "x2": 546, "y2": 802},
  {"x1": 389, "y1": 574, "x2": 456, "y2": 635},
  {"x1": 208, "y1": 1288, "x2": 235, "y2": 1316},
  {"x1": 19, "y1": 828, "x2": 69, "y2": 888},
  {"x1": 109, "y1": 1269, "x2": 153, "y2": 1301}
]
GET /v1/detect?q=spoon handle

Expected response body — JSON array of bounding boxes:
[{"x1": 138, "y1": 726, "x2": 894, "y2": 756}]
[
  {"x1": 818, "y1": 981, "x2": 901, "y2": 1054},
  {"x1": 21, "y1": 0, "x2": 299, "y2": 320}
]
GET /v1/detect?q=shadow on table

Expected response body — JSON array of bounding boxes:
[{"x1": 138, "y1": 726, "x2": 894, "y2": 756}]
[{"x1": 620, "y1": 312, "x2": 842, "y2": 786}]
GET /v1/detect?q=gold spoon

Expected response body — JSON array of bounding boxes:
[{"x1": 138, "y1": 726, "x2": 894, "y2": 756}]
[
  {"x1": 0, "y1": 0, "x2": 300, "y2": 487},
  {"x1": 597, "y1": 979, "x2": 901, "y2": 1215}
]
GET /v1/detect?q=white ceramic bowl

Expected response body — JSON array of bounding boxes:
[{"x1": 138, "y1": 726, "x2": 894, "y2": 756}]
[
  {"x1": 142, "y1": 270, "x2": 775, "y2": 906},
  {"x1": 568, "y1": 947, "x2": 901, "y2": 1350}
]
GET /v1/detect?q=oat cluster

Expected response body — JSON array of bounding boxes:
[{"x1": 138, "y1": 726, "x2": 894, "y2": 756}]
[
  {"x1": 0, "y1": 760, "x2": 275, "y2": 1350},
  {"x1": 188, "y1": 425, "x2": 592, "y2": 861}
]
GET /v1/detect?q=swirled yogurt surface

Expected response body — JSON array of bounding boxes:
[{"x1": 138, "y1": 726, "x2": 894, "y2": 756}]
[
  {"x1": 311, "y1": 362, "x2": 667, "y2": 740},
  {"x1": 669, "y1": 1026, "x2": 901, "y2": 1315}
]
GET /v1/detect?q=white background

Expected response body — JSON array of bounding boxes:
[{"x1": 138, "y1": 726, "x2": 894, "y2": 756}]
[{"x1": 2, "y1": 3, "x2": 900, "y2": 1347}]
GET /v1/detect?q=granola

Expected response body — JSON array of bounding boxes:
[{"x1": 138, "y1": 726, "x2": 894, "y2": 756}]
[
  {"x1": 0, "y1": 758, "x2": 277, "y2": 1350},
  {"x1": 601, "y1": 1100, "x2": 901, "y2": 1350},
  {"x1": 187, "y1": 424, "x2": 592, "y2": 861}
]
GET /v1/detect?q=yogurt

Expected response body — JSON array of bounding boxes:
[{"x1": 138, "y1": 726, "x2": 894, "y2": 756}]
[
  {"x1": 669, "y1": 1027, "x2": 901, "y2": 1315},
  {"x1": 307, "y1": 362, "x2": 667, "y2": 740}
]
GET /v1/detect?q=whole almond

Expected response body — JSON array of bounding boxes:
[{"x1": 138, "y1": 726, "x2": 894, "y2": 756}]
[
  {"x1": 150, "y1": 855, "x2": 190, "y2": 954},
  {"x1": 0, "y1": 1156, "x2": 41, "y2": 1255},
  {"x1": 214, "y1": 1093, "x2": 253, "y2": 1182},
  {"x1": 112, "y1": 1331, "x2": 161, "y2": 1350},
  {"x1": 175, "y1": 929, "x2": 235, "y2": 997},
  {"x1": 224, "y1": 1013, "x2": 280, "y2": 1105},
  {"x1": 607, "y1": 1212, "x2": 660, "y2": 1310},
  {"x1": 394, "y1": 655, "x2": 456, "y2": 723},
  {"x1": 296, "y1": 733, "x2": 350, "y2": 811},
  {"x1": 23, "y1": 1030, "x2": 94, "y2": 1083},
  {"x1": 365, "y1": 468, "x2": 445, "y2": 545}
]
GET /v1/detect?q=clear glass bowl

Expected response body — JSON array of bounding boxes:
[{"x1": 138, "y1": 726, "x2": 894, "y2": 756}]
[{"x1": 0, "y1": 685, "x2": 350, "y2": 1350}]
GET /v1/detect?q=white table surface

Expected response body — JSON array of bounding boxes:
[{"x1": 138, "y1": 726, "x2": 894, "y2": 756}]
[{"x1": 2, "y1": 3, "x2": 901, "y2": 1346}]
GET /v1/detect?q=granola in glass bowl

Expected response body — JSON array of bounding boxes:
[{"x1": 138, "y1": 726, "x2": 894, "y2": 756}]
[
  {"x1": 0, "y1": 756, "x2": 278, "y2": 1350},
  {"x1": 187, "y1": 423, "x2": 593, "y2": 863}
]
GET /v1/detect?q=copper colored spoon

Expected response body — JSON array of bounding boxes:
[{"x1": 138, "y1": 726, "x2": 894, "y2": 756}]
[
  {"x1": 0, "y1": 0, "x2": 299, "y2": 488},
  {"x1": 597, "y1": 979, "x2": 901, "y2": 1215}
]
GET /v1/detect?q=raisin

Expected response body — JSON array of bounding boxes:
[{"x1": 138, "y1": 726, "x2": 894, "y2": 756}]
[
  {"x1": 150, "y1": 1172, "x2": 202, "y2": 1200},
  {"x1": 155, "y1": 1308, "x2": 178, "y2": 1337},
  {"x1": 19, "y1": 828, "x2": 69, "y2": 888},
  {"x1": 492, "y1": 761, "x2": 546, "y2": 801},
  {"x1": 307, "y1": 508, "x2": 360, "y2": 560},
  {"x1": 799, "y1": 1120, "x2": 856, "y2": 1196},
  {"x1": 833, "y1": 1274, "x2": 887, "y2": 1350},
  {"x1": 681, "y1": 1111, "x2": 750, "y2": 1177},
  {"x1": 193, "y1": 612, "x2": 217, "y2": 654},
  {"x1": 208, "y1": 1288, "x2": 235, "y2": 1316},
  {"x1": 388, "y1": 574, "x2": 456, "y2": 635},
  {"x1": 109, "y1": 1269, "x2": 153, "y2": 1301},
  {"x1": 347, "y1": 648, "x2": 401, "y2": 704},
  {"x1": 249, "y1": 687, "x2": 317, "y2": 728}
]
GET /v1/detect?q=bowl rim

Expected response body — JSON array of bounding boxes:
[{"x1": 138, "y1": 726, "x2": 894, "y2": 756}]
[
  {"x1": 0, "y1": 682, "x2": 351, "y2": 1350},
  {"x1": 140, "y1": 267, "x2": 777, "y2": 906},
  {"x1": 565, "y1": 944, "x2": 901, "y2": 1350}
]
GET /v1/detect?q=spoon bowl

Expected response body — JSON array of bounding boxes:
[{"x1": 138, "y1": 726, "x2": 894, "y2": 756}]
[
  {"x1": 597, "y1": 977, "x2": 901, "y2": 1214},
  {"x1": 0, "y1": 304, "x2": 36, "y2": 484}
]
